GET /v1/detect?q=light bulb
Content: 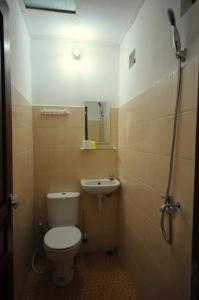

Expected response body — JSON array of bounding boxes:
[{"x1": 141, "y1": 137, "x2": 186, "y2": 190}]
[{"x1": 73, "y1": 49, "x2": 81, "y2": 60}]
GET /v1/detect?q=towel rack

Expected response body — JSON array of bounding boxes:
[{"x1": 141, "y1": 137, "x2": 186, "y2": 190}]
[{"x1": 40, "y1": 108, "x2": 70, "y2": 116}]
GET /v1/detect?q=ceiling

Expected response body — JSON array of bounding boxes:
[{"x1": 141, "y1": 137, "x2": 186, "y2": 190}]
[{"x1": 18, "y1": 0, "x2": 144, "y2": 43}]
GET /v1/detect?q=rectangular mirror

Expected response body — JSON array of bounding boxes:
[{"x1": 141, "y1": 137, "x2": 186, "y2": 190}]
[{"x1": 85, "y1": 101, "x2": 111, "y2": 143}]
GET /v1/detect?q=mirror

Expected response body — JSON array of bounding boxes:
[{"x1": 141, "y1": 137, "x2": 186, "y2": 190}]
[{"x1": 85, "y1": 101, "x2": 111, "y2": 143}]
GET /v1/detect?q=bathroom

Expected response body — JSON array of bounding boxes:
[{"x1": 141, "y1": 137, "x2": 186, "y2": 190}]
[{"x1": 0, "y1": 0, "x2": 199, "y2": 299}]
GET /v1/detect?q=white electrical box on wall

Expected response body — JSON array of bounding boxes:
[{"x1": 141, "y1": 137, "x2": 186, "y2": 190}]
[
  {"x1": 129, "y1": 49, "x2": 136, "y2": 70},
  {"x1": 181, "y1": 0, "x2": 197, "y2": 17}
]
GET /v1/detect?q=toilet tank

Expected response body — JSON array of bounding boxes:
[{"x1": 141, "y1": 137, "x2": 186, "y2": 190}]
[{"x1": 47, "y1": 192, "x2": 80, "y2": 227}]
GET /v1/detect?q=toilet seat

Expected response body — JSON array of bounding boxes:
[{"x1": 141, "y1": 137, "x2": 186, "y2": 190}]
[{"x1": 44, "y1": 226, "x2": 81, "y2": 252}]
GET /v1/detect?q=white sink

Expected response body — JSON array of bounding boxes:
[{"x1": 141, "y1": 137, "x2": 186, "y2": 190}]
[{"x1": 81, "y1": 178, "x2": 120, "y2": 196}]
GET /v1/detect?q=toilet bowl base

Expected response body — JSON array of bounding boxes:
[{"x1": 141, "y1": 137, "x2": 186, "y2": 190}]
[{"x1": 52, "y1": 260, "x2": 74, "y2": 287}]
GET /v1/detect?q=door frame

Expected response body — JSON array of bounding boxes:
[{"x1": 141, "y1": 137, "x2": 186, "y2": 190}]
[
  {"x1": 0, "y1": 0, "x2": 13, "y2": 299},
  {"x1": 191, "y1": 69, "x2": 199, "y2": 299}
]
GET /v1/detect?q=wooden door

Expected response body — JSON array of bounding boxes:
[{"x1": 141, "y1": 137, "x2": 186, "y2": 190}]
[{"x1": 0, "y1": 1, "x2": 13, "y2": 299}]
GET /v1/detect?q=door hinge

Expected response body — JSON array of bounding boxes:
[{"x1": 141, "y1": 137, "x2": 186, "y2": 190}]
[{"x1": 9, "y1": 194, "x2": 18, "y2": 209}]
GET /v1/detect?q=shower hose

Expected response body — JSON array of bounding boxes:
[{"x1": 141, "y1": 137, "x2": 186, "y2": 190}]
[{"x1": 160, "y1": 58, "x2": 182, "y2": 244}]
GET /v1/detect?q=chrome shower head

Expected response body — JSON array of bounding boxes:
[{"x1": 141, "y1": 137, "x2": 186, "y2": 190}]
[
  {"x1": 167, "y1": 9, "x2": 176, "y2": 27},
  {"x1": 167, "y1": 9, "x2": 181, "y2": 53},
  {"x1": 167, "y1": 8, "x2": 186, "y2": 62}
]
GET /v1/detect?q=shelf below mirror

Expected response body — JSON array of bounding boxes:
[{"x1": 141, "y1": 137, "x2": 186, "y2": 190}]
[{"x1": 80, "y1": 146, "x2": 117, "y2": 151}]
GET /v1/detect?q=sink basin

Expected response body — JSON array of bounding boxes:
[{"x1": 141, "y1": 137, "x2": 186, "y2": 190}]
[{"x1": 81, "y1": 178, "x2": 120, "y2": 195}]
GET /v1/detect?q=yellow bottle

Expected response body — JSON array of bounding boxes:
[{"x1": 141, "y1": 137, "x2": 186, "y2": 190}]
[{"x1": 91, "y1": 140, "x2": 96, "y2": 149}]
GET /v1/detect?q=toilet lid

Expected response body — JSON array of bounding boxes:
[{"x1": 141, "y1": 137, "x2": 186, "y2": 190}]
[{"x1": 44, "y1": 226, "x2": 81, "y2": 250}]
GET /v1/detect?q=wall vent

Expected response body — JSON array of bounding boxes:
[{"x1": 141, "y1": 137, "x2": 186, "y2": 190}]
[
  {"x1": 129, "y1": 49, "x2": 136, "y2": 70},
  {"x1": 24, "y1": 0, "x2": 76, "y2": 14}
]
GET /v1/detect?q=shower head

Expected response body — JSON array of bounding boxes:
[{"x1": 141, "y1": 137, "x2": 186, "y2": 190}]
[
  {"x1": 167, "y1": 9, "x2": 176, "y2": 27},
  {"x1": 167, "y1": 9, "x2": 181, "y2": 53},
  {"x1": 167, "y1": 8, "x2": 186, "y2": 62},
  {"x1": 98, "y1": 102, "x2": 104, "y2": 118}
]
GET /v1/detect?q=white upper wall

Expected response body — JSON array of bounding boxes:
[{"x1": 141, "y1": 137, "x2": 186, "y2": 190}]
[
  {"x1": 119, "y1": 0, "x2": 199, "y2": 105},
  {"x1": 31, "y1": 38, "x2": 119, "y2": 106},
  {"x1": 7, "y1": 0, "x2": 32, "y2": 101},
  {"x1": 22, "y1": 0, "x2": 144, "y2": 43}
]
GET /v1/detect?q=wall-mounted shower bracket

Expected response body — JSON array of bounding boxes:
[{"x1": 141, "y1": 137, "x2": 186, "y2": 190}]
[{"x1": 176, "y1": 48, "x2": 187, "y2": 62}]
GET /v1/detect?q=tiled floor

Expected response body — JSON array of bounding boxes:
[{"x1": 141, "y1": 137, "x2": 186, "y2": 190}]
[{"x1": 23, "y1": 252, "x2": 137, "y2": 300}]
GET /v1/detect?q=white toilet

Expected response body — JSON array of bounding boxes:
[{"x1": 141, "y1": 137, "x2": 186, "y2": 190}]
[{"x1": 43, "y1": 192, "x2": 81, "y2": 287}]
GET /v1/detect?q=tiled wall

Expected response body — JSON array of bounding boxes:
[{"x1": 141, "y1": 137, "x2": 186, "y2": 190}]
[
  {"x1": 118, "y1": 57, "x2": 198, "y2": 300},
  {"x1": 33, "y1": 106, "x2": 118, "y2": 252},
  {"x1": 12, "y1": 86, "x2": 34, "y2": 300}
]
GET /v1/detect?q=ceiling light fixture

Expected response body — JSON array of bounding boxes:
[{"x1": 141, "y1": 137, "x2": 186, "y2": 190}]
[{"x1": 73, "y1": 49, "x2": 81, "y2": 60}]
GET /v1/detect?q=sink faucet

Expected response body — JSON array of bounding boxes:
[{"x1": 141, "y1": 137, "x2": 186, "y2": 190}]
[{"x1": 109, "y1": 174, "x2": 115, "y2": 181}]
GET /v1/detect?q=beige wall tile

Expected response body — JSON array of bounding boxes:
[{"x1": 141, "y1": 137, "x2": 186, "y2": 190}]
[
  {"x1": 176, "y1": 110, "x2": 197, "y2": 159},
  {"x1": 51, "y1": 127, "x2": 84, "y2": 149},
  {"x1": 143, "y1": 153, "x2": 156, "y2": 187},
  {"x1": 154, "y1": 155, "x2": 170, "y2": 193},
  {"x1": 34, "y1": 150, "x2": 53, "y2": 172},
  {"x1": 111, "y1": 107, "x2": 118, "y2": 128},
  {"x1": 168, "y1": 254, "x2": 191, "y2": 300},
  {"x1": 155, "y1": 116, "x2": 173, "y2": 155},
  {"x1": 156, "y1": 73, "x2": 174, "y2": 118},
  {"x1": 33, "y1": 127, "x2": 53, "y2": 150},
  {"x1": 179, "y1": 59, "x2": 198, "y2": 112},
  {"x1": 12, "y1": 87, "x2": 34, "y2": 300},
  {"x1": 12, "y1": 86, "x2": 32, "y2": 126},
  {"x1": 145, "y1": 85, "x2": 157, "y2": 121},
  {"x1": 118, "y1": 58, "x2": 197, "y2": 300},
  {"x1": 172, "y1": 158, "x2": 195, "y2": 210},
  {"x1": 33, "y1": 105, "x2": 118, "y2": 252}
]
